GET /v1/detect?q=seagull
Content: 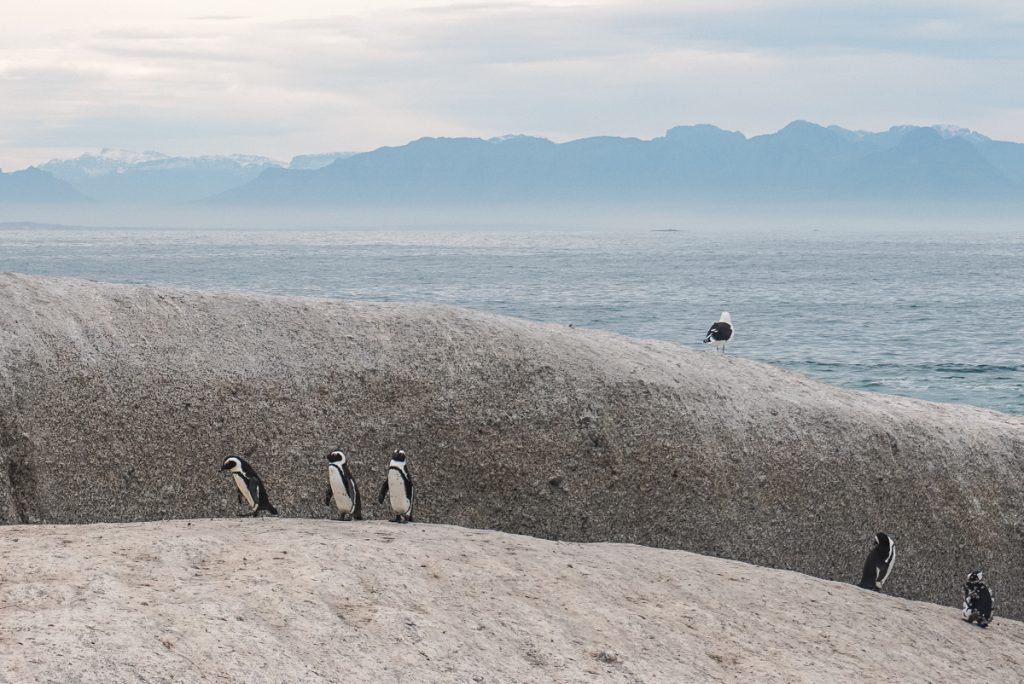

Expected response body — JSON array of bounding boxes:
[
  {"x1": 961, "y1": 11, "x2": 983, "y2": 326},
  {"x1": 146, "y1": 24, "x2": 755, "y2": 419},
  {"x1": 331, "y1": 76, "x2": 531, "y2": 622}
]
[{"x1": 703, "y1": 312, "x2": 734, "y2": 353}]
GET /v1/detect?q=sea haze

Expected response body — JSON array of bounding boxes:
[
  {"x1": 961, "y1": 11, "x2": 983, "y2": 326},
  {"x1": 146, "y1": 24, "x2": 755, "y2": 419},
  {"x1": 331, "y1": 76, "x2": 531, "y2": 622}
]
[{"x1": 0, "y1": 223, "x2": 1021, "y2": 415}]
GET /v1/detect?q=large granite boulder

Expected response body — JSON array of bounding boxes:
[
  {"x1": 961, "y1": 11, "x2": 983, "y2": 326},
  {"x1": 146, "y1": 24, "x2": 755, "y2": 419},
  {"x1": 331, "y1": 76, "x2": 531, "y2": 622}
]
[
  {"x1": 3, "y1": 519, "x2": 1023, "y2": 681},
  {"x1": 1, "y1": 273, "x2": 1022, "y2": 616}
]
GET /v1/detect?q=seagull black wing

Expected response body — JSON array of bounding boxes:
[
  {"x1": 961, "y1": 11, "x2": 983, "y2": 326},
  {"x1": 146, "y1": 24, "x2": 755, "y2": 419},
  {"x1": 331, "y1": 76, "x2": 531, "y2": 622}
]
[{"x1": 704, "y1": 322, "x2": 732, "y2": 343}]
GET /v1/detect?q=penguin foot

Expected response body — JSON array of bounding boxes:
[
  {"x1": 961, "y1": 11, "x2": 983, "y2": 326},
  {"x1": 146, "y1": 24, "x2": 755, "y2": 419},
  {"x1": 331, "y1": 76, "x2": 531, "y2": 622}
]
[{"x1": 391, "y1": 516, "x2": 402, "y2": 523}]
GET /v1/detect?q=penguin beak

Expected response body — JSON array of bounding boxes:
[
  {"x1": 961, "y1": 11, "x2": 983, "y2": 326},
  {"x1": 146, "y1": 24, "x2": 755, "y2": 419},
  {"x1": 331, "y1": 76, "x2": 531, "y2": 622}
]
[{"x1": 220, "y1": 463, "x2": 231, "y2": 471}]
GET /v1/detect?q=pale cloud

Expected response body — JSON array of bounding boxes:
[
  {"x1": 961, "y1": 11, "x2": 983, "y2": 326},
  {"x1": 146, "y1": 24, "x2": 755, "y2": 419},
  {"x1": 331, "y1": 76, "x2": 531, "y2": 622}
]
[{"x1": 1, "y1": 1, "x2": 1022, "y2": 170}]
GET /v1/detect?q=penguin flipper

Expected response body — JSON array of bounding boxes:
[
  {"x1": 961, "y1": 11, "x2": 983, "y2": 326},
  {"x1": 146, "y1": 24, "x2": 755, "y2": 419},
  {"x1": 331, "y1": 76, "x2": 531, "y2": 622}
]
[
  {"x1": 324, "y1": 487, "x2": 334, "y2": 506},
  {"x1": 245, "y1": 478, "x2": 262, "y2": 512},
  {"x1": 345, "y1": 476, "x2": 358, "y2": 507},
  {"x1": 378, "y1": 480, "x2": 389, "y2": 504},
  {"x1": 402, "y1": 471, "x2": 413, "y2": 503},
  {"x1": 353, "y1": 489, "x2": 363, "y2": 520}
]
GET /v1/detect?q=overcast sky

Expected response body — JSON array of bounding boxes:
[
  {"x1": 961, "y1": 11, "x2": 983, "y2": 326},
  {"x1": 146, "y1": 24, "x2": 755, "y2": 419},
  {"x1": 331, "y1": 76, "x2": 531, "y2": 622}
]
[{"x1": 2, "y1": 0, "x2": 1022, "y2": 169}]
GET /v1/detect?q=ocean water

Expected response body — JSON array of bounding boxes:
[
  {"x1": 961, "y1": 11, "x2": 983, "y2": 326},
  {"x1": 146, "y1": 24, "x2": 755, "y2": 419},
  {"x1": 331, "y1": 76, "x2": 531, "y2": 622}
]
[{"x1": 0, "y1": 225, "x2": 1021, "y2": 415}]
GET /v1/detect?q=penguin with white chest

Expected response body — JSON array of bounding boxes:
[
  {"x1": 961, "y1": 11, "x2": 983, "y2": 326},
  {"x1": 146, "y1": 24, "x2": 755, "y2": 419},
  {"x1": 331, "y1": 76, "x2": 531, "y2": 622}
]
[
  {"x1": 857, "y1": 532, "x2": 895, "y2": 591},
  {"x1": 324, "y1": 450, "x2": 362, "y2": 521},
  {"x1": 378, "y1": 449, "x2": 414, "y2": 523},
  {"x1": 221, "y1": 456, "x2": 278, "y2": 517}
]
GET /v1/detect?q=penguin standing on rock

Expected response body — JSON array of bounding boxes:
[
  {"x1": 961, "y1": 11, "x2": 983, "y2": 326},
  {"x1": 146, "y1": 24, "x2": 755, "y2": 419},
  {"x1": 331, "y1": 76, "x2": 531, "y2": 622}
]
[
  {"x1": 962, "y1": 571, "x2": 994, "y2": 628},
  {"x1": 325, "y1": 450, "x2": 362, "y2": 521},
  {"x1": 378, "y1": 449, "x2": 414, "y2": 523},
  {"x1": 857, "y1": 532, "x2": 895, "y2": 591},
  {"x1": 221, "y1": 456, "x2": 278, "y2": 517}
]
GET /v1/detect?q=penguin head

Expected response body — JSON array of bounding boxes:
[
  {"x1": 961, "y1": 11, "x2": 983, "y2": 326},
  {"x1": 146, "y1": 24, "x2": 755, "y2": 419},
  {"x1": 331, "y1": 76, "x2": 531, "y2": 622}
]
[
  {"x1": 221, "y1": 456, "x2": 243, "y2": 473},
  {"x1": 327, "y1": 451, "x2": 347, "y2": 464},
  {"x1": 873, "y1": 532, "x2": 892, "y2": 547},
  {"x1": 391, "y1": 449, "x2": 407, "y2": 464},
  {"x1": 968, "y1": 571, "x2": 984, "y2": 582}
]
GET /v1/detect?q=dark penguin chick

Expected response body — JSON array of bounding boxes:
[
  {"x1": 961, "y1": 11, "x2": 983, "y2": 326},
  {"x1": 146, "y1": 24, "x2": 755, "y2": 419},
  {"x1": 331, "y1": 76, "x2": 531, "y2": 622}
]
[
  {"x1": 377, "y1": 449, "x2": 414, "y2": 523},
  {"x1": 324, "y1": 450, "x2": 362, "y2": 521},
  {"x1": 962, "y1": 571, "x2": 994, "y2": 628},
  {"x1": 857, "y1": 532, "x2": 895, "y2": 591},
  {"x1": 221, "y1": 456, "x2": 278, "y2": 517},
  {"x1": 703, "y1": 311, "x2": 734, "y2": 353}
]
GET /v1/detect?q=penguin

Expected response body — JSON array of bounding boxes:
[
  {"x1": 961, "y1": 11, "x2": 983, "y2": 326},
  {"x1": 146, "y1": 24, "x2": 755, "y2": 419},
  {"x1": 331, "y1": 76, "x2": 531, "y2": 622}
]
[
  {"x1": 324, "y1": 450, "x2": 362, "y2": 521},
  {"x1": 377, "y1": 449, "x2": 414, "y2": 523},
  {"x1": 857, "y1": 532, "x2": 895, "y2": 591},
  {"x1": 962, "y1": 571, "x2": 994, "y2": 628},
  {"x1": 221, "y1": 456, "x2": 278, "y2": 517},
  {"x1": 703, "y1": 312, "x2": 734, "y2": 353}
]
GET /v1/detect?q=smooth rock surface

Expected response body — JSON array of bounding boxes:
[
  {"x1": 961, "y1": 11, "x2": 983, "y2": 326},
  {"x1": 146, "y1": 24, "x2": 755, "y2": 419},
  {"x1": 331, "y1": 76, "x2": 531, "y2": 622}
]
[
  {"x1": 1, "y1": 519, "x2": 1022, "y2": 683},
  {"x1": 0, "y1": 273, "x2": 1023, "y2": 617}
]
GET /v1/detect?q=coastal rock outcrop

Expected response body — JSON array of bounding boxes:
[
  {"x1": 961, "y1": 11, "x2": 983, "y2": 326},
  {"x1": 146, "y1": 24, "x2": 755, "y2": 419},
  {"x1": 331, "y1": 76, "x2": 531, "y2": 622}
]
[
  {"x1": 1, "y1": 273, "x2": 1022, "y2": 617},
  {"x1": 1, "y1": 519, "x2": 1022, "y2": 682}
]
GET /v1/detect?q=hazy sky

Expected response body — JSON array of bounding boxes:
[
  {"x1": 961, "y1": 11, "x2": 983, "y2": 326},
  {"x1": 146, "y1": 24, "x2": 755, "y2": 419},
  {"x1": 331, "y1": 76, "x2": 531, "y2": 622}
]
[{"x1": 2, "y1": 0, "x2": 1022, "y2": 169}]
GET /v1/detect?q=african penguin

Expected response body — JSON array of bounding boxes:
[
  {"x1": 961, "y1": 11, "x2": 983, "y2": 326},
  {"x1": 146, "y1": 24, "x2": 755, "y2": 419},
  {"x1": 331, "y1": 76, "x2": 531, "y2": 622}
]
[
  {"x1": 962, "y1": 571, "x2": 994, "y2": 628},
  {"x1": 378, "y1": 449, "x2": 414, "y2": 523},
  {"x1": 325, "y1": 450, "x2": 362, "y2": 521},
  {"x1": 857, "y1": 532, "x2": 895, "y2": 591},
  {"x1": 703, "y1": 311, "x2": 734, "y2": 353},
  {"x1": 221, "y1": 456, "x2": 278, "y2": 517}
]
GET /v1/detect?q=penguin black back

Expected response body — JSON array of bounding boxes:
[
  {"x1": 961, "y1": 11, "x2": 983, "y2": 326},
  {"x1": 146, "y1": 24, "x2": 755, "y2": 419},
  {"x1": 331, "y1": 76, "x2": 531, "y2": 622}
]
[
  {"x1": 858, "y1": 532, "x2": 895, "y2": 591},
  {"x1": 962, "y1": 571, "x2": 994, "y2": 628}
]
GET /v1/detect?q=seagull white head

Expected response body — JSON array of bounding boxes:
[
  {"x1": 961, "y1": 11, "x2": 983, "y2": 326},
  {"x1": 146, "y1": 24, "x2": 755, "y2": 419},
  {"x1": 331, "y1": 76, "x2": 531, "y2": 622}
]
[{"x1": 719, "y1": 311, "x2": 731, "y2": 325}]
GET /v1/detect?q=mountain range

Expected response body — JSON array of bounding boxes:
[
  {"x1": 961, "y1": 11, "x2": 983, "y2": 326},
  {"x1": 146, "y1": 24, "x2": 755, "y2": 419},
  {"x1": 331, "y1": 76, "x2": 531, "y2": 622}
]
[
  {"x1": 3, "y1": 122, "x2": 1023, "y2": 206},
  {"x1": 36, "y1": 149, "x2": 280, "y2": 204},
  {"x1": 0, "y1": 167, "x2": 88, "y2": 204}
]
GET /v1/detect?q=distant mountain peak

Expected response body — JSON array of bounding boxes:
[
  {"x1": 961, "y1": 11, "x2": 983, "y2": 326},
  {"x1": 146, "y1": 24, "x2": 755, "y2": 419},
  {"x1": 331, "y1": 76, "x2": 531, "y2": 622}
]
[
  {"x1": 0, "y1": 166, "x2": 89, "y2": 203},
  {"x1": 780, "y1": 120, "x2": 826, "y2": 132},
  {"x1": 95, "y1": 148, "x2": 169, "y2": 164},
  {"x1": 885, "y1": 124, "x2": 991, "y2": 144},
  {"x1": 930, "y1": 124, "x2": 990, "y2": 143},
  {"x1": 288, "y1": 152, "x2": 358, "y2": 170}
]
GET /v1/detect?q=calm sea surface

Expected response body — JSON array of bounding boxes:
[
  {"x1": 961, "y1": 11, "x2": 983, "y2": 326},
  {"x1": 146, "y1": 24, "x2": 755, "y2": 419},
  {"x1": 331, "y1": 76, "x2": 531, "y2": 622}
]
[{"x1": 1, "y1": 225, "x2": 1021, "y2": 415}]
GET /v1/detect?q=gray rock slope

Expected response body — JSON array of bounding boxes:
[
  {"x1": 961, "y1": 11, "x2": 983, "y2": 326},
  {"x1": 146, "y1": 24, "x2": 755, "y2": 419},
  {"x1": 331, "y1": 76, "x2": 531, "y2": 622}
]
[
  {"x1": 2, "y1": 519, "x2": 1022, "y2": 683},
  {"x1": 1, "y1": 273, "x2": 1022, "y2": 618}
]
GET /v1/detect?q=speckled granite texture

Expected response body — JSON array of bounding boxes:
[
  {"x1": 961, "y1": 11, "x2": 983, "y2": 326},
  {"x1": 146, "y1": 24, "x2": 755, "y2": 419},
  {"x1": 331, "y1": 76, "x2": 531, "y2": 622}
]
[{"x1": 1, "y1": 273, "x2": 1022, "y2": 617}]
